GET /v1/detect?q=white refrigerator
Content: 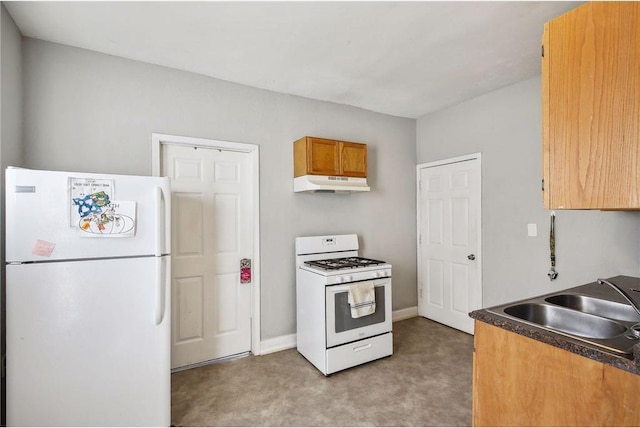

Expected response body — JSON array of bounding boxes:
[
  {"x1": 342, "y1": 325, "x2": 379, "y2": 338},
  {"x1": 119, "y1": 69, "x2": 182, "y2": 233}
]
[{"x1": 5, "y1": 167, "x2": 171, "y2": 427}]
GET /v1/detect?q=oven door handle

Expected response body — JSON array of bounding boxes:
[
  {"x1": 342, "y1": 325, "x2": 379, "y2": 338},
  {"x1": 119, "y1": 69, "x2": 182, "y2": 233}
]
[
  {"x1": 328, "y1": 284, "x2": 354, "y2": 294},
  {"x1": 328, "y1": 280, "x2": 387, "y2": 294}
]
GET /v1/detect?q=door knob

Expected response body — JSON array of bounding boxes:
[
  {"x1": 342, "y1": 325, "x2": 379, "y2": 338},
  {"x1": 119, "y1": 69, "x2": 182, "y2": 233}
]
[{"x1": 467, "y1": 254, "x2": 476, "y2": 261}]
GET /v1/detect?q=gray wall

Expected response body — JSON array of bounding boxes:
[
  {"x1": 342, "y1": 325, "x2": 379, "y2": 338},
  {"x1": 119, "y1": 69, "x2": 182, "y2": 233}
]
[
  {"x1": 1, "y1": 2, "x2": 25, "y2": 271},
  {"x1": 1, "y1": 4, "x2": 23, "y2": 172},
  {"x1": 1, "y1": 4, "x2": 23, "y2": 423},
  {"x1": 21, "y1": 38, "x2": 417, "y2": 340},
  {"x1": 1, "y1": 4, "x2": 25, "y2": 251},
  {"x1": 417, "y1": 76, "x2": 640, "y2": 307}
]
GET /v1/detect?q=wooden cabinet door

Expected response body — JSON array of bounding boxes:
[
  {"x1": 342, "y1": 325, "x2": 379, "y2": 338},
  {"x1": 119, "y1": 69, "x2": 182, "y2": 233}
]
[
  {"x1": 307, "y1": 137, "x2": 340, "y2": 176},
  {"x1": 543, "y1": 2, "x2": 640, "y2": 209},
  {"x1": 339, "y1": 142, "x2": 367, "y2": 177},
  {"x1": 473, "y1": 321, "x2": 640, "y2": 426}
]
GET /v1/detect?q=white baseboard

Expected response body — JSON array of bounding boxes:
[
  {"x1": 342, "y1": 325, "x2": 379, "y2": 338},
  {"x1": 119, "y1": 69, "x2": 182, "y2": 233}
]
[
  {"x1": 393, "y1": 306, "x2": 419, "y2": 322},
  {"x1": 259, "y1": 307, "x2": 419, "y2": 355},
  {"x1": 260, "y1": 333, "x2": 297, "y2": 355}
]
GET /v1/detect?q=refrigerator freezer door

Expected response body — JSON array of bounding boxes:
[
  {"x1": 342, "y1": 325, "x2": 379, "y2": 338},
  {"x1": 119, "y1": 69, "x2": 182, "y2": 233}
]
[
  {"x1": 6, "y1": 256, "x2": 171, "y2": 427},
  {"x1": 5, "y1": 168, "x2": 170, "y2": 262}
]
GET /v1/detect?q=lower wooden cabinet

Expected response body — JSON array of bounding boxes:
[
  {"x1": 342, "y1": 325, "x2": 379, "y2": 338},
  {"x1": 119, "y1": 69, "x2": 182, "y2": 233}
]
[{"x1": 473, "y1": 321, "x2": 640, "y2": 426}]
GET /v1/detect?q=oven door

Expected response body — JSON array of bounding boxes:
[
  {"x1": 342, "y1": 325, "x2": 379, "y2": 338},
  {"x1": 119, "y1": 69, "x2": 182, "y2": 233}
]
[{"x1": 325, "y1": 278, "x2": 392, "y2": 348}]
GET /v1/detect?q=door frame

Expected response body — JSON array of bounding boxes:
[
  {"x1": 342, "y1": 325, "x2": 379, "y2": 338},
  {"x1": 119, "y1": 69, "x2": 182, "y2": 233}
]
[
  {"x1": 416, "y1": 152, "x2": 482, "y2": 327},
  {"x1": 151, "y1": 133, "x2": 261, "y2": 356}
]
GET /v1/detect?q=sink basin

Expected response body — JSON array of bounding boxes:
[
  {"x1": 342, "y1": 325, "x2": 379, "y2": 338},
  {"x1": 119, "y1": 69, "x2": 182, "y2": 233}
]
[
  {"x1": 481, "y1": 278, "x2": 640, "y2": 357},
  {"x1": 545, "y1": 294, "x2": 640, "y2": 323},
  {"x1": 503, "y1": 303, "x2": 627, "y2": 339}
]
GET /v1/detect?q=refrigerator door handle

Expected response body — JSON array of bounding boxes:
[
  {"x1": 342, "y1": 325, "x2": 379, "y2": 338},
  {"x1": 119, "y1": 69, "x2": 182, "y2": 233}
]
[
  {"x1": 154, "y1": 186, "x2": 164, "y2": 257},
  {"x1": 155, "y1": 256, "x2": 167, "y2": 325},
  {"x1": 154, "y1": 186, "x2": 168, "y2": 325}
]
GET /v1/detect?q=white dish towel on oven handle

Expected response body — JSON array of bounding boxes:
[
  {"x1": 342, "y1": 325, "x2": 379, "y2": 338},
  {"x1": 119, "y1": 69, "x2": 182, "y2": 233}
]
[{"x1": 348, "y1": 281, "x2": 376, "y2": 318}]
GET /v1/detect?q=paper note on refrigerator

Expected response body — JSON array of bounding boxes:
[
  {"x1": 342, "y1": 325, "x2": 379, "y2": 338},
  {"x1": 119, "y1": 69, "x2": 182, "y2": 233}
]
[
  {"x1": 32, "y1": 240, "x2": 56, "y2": 257},
  {"x1": 77, "y1": 201, "x2": 137, "y2": 237}
]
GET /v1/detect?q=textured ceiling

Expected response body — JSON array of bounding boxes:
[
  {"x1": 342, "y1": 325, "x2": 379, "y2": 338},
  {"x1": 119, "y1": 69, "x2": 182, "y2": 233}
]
[{"x1": 5, "y1": 1, "x2": 580, "y2": 119}]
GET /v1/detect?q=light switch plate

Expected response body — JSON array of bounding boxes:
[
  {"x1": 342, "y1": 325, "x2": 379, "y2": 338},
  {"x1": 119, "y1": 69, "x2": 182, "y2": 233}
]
[{"x1": 527, "y1": 223, "x2": 537, "y2": 237}]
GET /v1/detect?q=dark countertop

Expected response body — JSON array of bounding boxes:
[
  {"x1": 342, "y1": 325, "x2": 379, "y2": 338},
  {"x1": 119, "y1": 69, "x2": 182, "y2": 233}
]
[{"x1": 470, "y1": 276, "x2": 640, "y2": 375}]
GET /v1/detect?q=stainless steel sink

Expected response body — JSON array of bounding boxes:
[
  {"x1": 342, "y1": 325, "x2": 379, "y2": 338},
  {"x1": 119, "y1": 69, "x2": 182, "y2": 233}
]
[
  {"x1": 485, "y1": 279, "x2": 640, "y2": 357},
  {"x1": 545, "y1": 294, "x2": 640, "y2": 323},
  {"x1": 503, "y1": 302, "x2": 627, "y2": 339}
]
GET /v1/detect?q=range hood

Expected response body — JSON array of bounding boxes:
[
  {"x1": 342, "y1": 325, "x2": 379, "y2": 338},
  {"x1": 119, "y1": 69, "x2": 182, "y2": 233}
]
[{"x1": 294, "y1": 175, "x2": 370, "y2": 193}]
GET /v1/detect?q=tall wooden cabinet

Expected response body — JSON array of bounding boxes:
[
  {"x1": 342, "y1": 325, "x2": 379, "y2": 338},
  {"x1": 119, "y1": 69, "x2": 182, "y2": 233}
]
[
  {"x1": 542, "y1": 2, "x2": 640, "y2": 209},
  {"x1": 294, "y1": 136, "x2": 367, "y2": 178}
]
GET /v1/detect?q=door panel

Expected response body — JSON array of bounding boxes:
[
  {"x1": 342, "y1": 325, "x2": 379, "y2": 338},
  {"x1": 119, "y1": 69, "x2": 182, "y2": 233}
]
[
  {"x1": 7, "y1": 258, "x2": 170, "y2": 426},
  {"x1": 308, "y1": 138, "x2": 340, "y2": 175},
  {"x1": 427, "y1": 199, "x2": 444, "y2": 244},
  {"x1": 175, "y1": 192, "x2": 204, "y2": 255},
  {"x1": 419, "y1": 157, "x2": 481, "y2": 334},
  {"x1": 175, "y1": 276, "x2": 204, "y2": 343},
  {"x1": 451, "y1": 262, "x2": 470, "y2": 314},
  {"x1": 163, "y1": 144, "x2": 252, "y2": 368},
  {"x1": 339, "y1": 142, "x2": 367, "y2": 177},
  {"x1": 5, "y1": 168, "x2": 171, "y2": 263},
  {"x1": 451, "y1": 198, "x2": 469, "y2": 246},
  {"x1": 427, "y1": 259, "x2": 444, "y2": 308},
  {"x1": 216, "y1": 272, "x2": 239, "y2": 333}
]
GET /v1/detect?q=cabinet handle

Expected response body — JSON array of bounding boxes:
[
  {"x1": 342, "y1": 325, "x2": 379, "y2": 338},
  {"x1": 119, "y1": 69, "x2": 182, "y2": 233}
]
[{"x1": 548, "y1": 211, "x2": 558, "y2": 281}]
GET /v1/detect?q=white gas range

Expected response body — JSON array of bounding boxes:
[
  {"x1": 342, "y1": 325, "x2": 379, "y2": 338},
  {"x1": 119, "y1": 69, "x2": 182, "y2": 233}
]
[{"x1": 295, "y1": 234, "x2": 393, "y2": 376}]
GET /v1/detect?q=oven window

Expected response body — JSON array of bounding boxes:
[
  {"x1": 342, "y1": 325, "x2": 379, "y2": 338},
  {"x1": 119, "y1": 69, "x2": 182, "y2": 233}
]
[{"x1": 333, "y1": 286, "x2": 386, "y2": 333}]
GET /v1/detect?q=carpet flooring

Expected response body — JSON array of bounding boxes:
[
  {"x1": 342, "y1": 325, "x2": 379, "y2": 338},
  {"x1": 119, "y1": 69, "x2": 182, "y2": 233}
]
[{"x1": 171, "y1": 316, "x2": 474, "y2": 426}]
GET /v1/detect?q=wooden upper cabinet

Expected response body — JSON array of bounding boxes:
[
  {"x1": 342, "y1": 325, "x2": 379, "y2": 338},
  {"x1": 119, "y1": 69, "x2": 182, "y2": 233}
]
[
  {"x1": 294, "y1": 136, "x2": 367, "y2": 178},
  {"x1": 542, "y1": 2, "x2": 640, "y2": 209},
  {"x1": 339, "y1": 142, "x2": 367, "y2": 177},
  {"x1": 307, "y1": 137, "x2": 340, "y2": 176}
]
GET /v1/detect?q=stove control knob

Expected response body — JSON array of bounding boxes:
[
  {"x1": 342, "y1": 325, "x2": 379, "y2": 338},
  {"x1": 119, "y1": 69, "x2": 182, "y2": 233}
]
[
  {"x1": 343, "y1": 275, "x2": 353, "y2": 283},
  {"x1": 334, "y1": 276, "x2": 344, "y2": 284}
]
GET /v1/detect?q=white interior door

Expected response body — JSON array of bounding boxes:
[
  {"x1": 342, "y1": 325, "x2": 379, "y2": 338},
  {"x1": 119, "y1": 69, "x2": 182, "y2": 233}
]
[
  {"x1": 417, "y1": 155, "x2": 481, "y2": 334},
  {"x1": 162, "y1": 144, "x2": 253, "y2": 368}
]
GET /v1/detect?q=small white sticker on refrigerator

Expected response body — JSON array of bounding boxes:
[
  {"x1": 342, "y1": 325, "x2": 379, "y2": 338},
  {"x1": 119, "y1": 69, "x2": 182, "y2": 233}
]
[{"x1": 32, "y1": 240, "x2": 56, "y2": 257}]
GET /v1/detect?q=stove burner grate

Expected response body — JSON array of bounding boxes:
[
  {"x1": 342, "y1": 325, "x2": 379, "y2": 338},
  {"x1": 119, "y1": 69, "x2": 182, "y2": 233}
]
[{"x1": 305, "y1": 256, "x2": 386, "y2": 271}]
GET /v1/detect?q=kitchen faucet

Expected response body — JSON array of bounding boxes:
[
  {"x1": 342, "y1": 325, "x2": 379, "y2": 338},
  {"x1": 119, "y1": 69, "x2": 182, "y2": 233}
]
[{"x1": 597, "y1": 278, "x2": 640, "y2": 316}]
